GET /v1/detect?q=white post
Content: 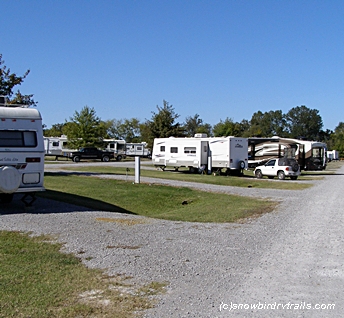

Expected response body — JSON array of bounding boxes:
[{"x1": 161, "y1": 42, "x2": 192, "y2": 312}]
[
  {"x1": 135, "y1": 156, "x2": 140, "y2": 183},
  {"x1": 208, "y1": 150, "x2": 212, "y2": 174}
]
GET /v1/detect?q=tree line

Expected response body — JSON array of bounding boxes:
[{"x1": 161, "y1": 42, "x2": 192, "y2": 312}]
[{"x1": 1, "y1": 54, "x2": 343, "y2": 156}]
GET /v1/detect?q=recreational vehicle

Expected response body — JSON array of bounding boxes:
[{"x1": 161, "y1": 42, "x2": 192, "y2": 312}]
[
  {"x1": 152, "y1": 137, "x2": 208, "y2": 172},
  {"x1": 0, "y1": 99, "x2": 45, "y2": 205},
  {"x1": 152, "y1": 136, "x2": 248, "y2": 175},
  {"x1": 105, "y1": 139, "x2": 151, "y2": 160},
  {"x1": 327, "y1": 150, "x2": 339, "y2": 162},
  {"x1": 248, "y1": 137, "x2": 327, "y2": 170},
  {"x1": 43, "y1": 135, "x2": 75, "y2": 158}
]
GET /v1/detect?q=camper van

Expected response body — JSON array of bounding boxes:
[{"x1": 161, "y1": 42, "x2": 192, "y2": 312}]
[
  {"x1": 0, "y1": 100, "x2": 45, "y2": 204},
  {"x1": 248, "y1": 137, "x2": 327, "y2": 170},
  {"x1": 152, "y1": 135, "x2": 248, "y2": 174}
]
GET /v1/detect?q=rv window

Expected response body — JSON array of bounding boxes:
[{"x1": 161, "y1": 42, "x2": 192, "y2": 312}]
[
  {"x1": 170, "y1": 147, "x2": 178, "y2": 153},
  {"x1": 52, "y1": 141, "x2": 60, "y2": 147},
  {"x1": 184, "y1": 147, "x2": 196, "y2": 154},
  {"x1": 0, "y1": 130, "x2": 37, "y2": 147},
  {"x1": 160, "y1": 146, "x2": 165, "y2": 152},
  {"x1": 137, "y1": 146, "x2": 142, "y2": 150}
]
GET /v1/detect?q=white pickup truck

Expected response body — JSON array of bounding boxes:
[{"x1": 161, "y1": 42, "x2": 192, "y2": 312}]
[{"x1": 253, "y1": 158, "x2": 301, "y2": 180}]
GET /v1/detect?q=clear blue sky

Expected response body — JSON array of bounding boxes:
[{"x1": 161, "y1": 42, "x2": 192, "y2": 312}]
[{"x1": 2, "y1": 0, "x2": 343, "y2": 132}]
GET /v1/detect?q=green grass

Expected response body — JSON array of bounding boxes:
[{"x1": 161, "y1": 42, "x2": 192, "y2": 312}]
[
  {"x1": 53, "y1": 165, "x2": 313, "y2": 190},
  {"x1": 41, "y1": 173, "x2": 278, "y2": 223},
  {"x1": 0, "y1": 231, "x2": 165, "y2": 318}
]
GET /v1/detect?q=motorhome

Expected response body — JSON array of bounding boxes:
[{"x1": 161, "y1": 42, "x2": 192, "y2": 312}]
[
  {"x1": 152, "y1": 135, "x2": 248, "y2": 174},
  {"x1": 248, "y1": 137, "x2": 327, "y2": 170},
  {"x1": 0, "y1": 98, "x2": 45, "y2": 205}
]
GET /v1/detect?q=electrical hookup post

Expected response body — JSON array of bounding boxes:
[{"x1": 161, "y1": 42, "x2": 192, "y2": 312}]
[{"x1": 135, "y1": 156, "x2": 140, "y2": 184}]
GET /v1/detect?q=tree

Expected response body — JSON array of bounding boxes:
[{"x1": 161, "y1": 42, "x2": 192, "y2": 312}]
[
  {"x1": 247, "y1": 110, "x2": 287, "y2": 137},
  {"x1": 285, "y1": 106, "x2": 323, "y2": 140},
  {"x1": 108, "y1": 118, "x2": 142, "y2": 142},
  {"x1": 43, "y1": 123, "x2": 67, "y2": 137},
  {"x1": 0, "y1": 54, "x2": 36, "y2": 106},
  {"x1": 331, "y1": 122, "x2": 344, "y2": 157},
  {"x1": 183, "y1": 114, "x2": 212, "y2": 137},
  {"x1": 213, "y1": 117, "x2": 242, "y2": 137},
  {"x1": 64, "y1": 106, "x2": 105, "y2": 148},
  {"x1": 146, "y1": 100, "x2": 184, "y2": 147}
]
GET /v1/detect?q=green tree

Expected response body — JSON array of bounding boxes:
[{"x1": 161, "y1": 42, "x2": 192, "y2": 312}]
[
  {"x1": 0, "y1": 54, "x2": 36, "y2": 106},
  {"x1": 108, "y1": 118, "x2": 141, "y2": 142},
  {"x1": 43, "y1": 123, "x2": 66, "y2": 137},
  {"x1": 64, "y1": 106, "x2": 105, "y2": 149},
  {"x1": 146, "y1": 100, "x2": 184, "y2": 147},
  {"x1": 213, "y1": 117, "x2": 242, "y2": 137},
  {"x1": 285, "y1": 105, "x2": 323, "y2": 140},
  {"x1": 183, "y1": 114, "x2": 212, "y2": 137},
  {"x1": 331, "y1": 122, "x2": 344, "y2": 157},
  {"x1": 247, "y1": 110, "x2": 287, "y2": 137}
]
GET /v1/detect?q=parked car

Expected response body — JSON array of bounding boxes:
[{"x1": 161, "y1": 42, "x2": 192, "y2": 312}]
[{"x1": 254, "y1": 158, "x2": 301, "y2": 180}]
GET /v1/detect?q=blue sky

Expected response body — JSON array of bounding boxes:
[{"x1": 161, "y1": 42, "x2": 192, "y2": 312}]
[{"x1": 1, "y1": 0, "x2": 343, "y2": 132}]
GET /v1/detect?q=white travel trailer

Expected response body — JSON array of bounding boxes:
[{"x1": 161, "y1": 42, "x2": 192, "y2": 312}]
[
  {"x1": 0, "y1": 100, "x2": 45, "y2": 205},
  {"x1": 327, "y1": 150, "x2": 339, "y2": 161},
  {"x1": 206, "y1": 136, "x2": 248, "y2": 174},
  {"x1": 152, "y1": 137, "x2": 208, "y2": 172},
  {"x1": 105, "y1": 139, "x2": 151, "y2": 160},
  {"x1": 43, "y1": 135, "x2": 75, "y2": 158},
  {"x1": 152, "y1": 136, "x2": 248, "y2": 174}
]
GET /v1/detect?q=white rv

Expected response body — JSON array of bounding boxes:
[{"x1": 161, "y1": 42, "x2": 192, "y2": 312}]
[
  {"x1": 0, "y1": 102, "x2": 45, "y2": 204},
  {"x1": 206, "y1": 136, "x2": 248, "y2": 174},
  {"x1": 152, "y1": 137, "x2": 208, "y2": 172},
  {"x1": 152, "y1": 135, "x2": 248, "y2": 175},
  {"x1": 327, "y1": 150, "x2": 339, "y2": 161},
  {"x1": 43, "y1": 135, "x2": 75, "y2": 158},
  {"x1": 105, "y1": 139, "x2": 151, "y2": 160}
]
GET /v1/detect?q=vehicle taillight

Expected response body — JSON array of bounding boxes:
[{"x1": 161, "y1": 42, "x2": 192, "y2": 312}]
[
  {"x1": 26, "y1": 157, "x2": 41, "y2": 163},
  {"x1": 285, "y1": 167, "x2": 289, "y2": 171}
]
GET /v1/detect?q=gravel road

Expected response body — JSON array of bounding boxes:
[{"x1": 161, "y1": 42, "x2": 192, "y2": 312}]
[{"x1": 1, "y1": 163, "x2": 343, "y2": 317}]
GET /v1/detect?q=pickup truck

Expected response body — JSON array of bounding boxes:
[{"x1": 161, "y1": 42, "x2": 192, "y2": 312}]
[
  {"x1": 69, "y1": 147, "x2": 115, "y2": 162},
  {"x1": 253, "y1": 157, "x2": 301, "y2": 180}
]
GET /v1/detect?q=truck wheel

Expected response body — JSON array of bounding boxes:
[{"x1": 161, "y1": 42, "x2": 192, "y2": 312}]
[
  {"x1": 278, "y1": 171, "x2": 285, "y2": 180},
  {"x1": 73, "y1": 156, "x2": 80, "y2": 162},
  {"x1": 116, "y1": 155, "x2": 122, "y2": 161},
  {"x1": 102, "y1": 155, "x2": 110, "y2": 162},
  {"x1": 255, "y1": 170, "x2": 263, "y2": 179}
]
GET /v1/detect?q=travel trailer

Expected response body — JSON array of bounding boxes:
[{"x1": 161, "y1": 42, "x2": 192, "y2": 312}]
[
  {"x1": 104, "y1": 139, "x2": 151, "y2": 160},
  {"x1": 327, "y1": 150, "x2": 339, "y2": 161},
  {"x1": 248, "y1": 137, "x2": 327, "y2": 170},
  {"x1": 0, "y1": 97, "x2": 45, "y2": 205},
  {"x1": 43, "y1": 135, "x2": 74, "y2": 158},
  {"x1": 152, "y1": 135, "x2": 248, "y2": 175}
]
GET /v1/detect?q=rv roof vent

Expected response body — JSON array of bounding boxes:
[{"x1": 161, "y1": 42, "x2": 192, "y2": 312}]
[{"x1": 194, "y1": 133, "x2": 207, "y2": 138}]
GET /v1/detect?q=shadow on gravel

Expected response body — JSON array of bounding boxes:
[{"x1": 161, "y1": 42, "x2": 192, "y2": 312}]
[{"x1": 0, "y1": 191, "x2": 135, "y2": 216}]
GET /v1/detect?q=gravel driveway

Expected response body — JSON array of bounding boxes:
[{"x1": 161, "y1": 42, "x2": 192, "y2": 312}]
[{"x1": 1, "y1": 163, "x2": 343, "y2": 317}]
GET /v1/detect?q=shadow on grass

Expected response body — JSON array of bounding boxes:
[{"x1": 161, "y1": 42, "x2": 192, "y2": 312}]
[{"x1": 38, "y1": 190, "x2": 135, "y2": 214}]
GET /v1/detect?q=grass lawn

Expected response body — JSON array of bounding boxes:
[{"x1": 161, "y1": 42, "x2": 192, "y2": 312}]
[
  {"x1": 41, "y1": 173, "x2": 278, "y2": 223},
  {"x1": 0, "y1": 231, "x2": 165, "y2": 318}
]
